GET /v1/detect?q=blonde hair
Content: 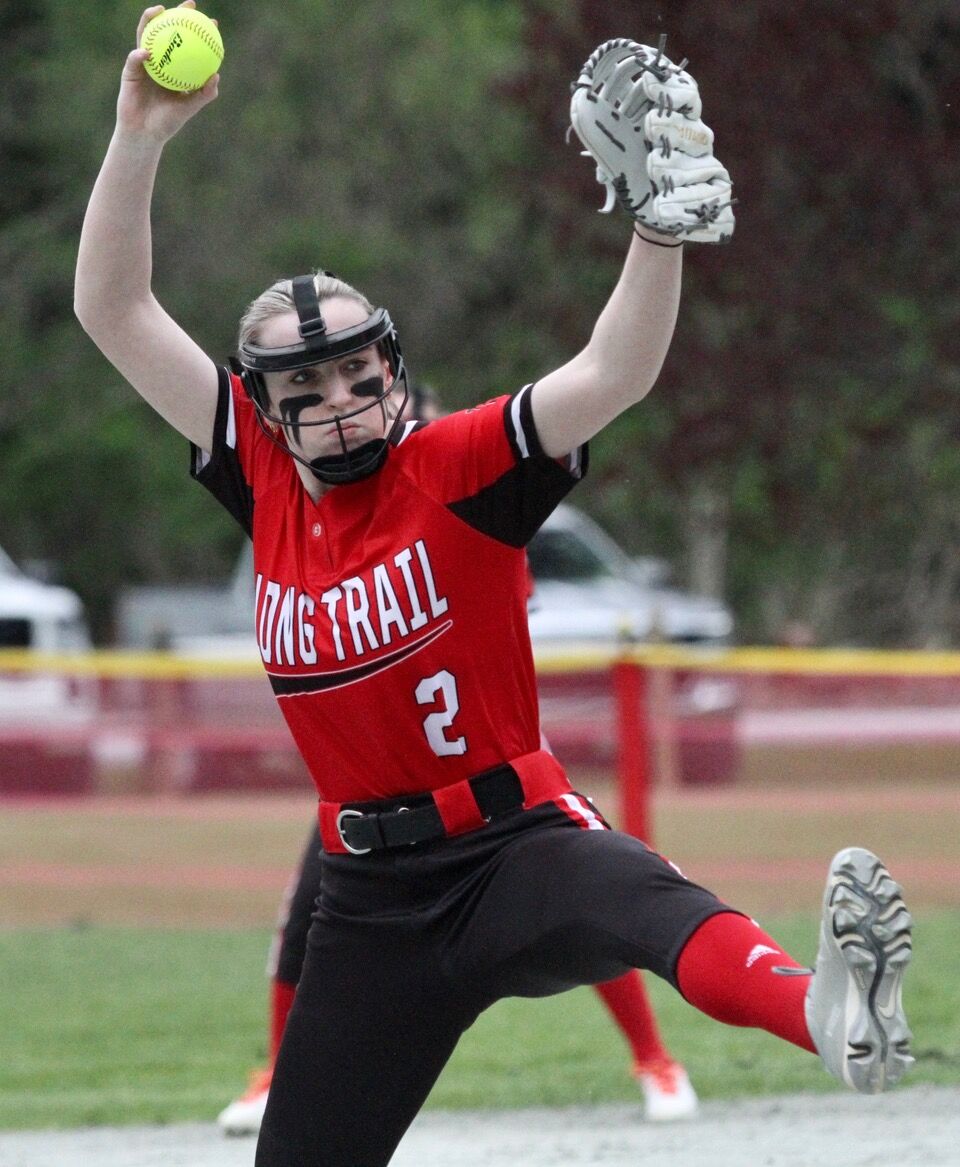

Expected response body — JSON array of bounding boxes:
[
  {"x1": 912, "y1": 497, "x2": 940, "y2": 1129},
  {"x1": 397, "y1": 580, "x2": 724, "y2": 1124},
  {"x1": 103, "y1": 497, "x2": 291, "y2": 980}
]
[{"x1": 237, "y1": 271, "x2": 375, "y2": 349}]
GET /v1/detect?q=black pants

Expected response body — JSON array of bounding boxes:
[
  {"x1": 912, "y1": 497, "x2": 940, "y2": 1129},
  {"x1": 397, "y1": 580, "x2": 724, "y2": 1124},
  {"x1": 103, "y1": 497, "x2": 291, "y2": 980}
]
[{"x1": 256, "y1": 798, "x2": 726, "y2": 1167}]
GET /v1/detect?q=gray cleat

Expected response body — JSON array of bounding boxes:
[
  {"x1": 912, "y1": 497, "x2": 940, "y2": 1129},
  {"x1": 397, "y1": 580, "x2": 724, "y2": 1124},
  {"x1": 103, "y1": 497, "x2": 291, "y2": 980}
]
[{"x1": 805, "y1": 847, "x2": 914, "y2": 1093}]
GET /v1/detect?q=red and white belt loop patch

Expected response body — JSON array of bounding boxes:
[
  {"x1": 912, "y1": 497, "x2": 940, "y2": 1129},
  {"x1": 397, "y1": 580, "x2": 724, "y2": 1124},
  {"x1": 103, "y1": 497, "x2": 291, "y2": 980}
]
[{"x1": 556, "y1": 792, "x2": 607, "y2": 831}]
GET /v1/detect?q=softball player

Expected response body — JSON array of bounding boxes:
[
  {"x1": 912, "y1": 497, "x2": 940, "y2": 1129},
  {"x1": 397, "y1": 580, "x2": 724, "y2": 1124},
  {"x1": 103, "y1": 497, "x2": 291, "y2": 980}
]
[
  {"x1": 216, "y1": 384, "x2": 698, "y2": 1134},
  {"x1": 76, "y1": 11, "x2": 913, "y2": 1166}
]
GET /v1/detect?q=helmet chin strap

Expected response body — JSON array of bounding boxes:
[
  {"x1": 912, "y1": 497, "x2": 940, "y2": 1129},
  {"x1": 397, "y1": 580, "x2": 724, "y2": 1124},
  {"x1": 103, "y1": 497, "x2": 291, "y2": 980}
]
[{"x1": 308, "y1": 438, "x2": 389, "y2": 485}]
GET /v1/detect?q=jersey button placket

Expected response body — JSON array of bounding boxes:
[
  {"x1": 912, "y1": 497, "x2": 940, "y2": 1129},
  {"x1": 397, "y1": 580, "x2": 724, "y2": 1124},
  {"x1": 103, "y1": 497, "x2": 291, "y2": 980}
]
[{"x1": 307, "y1": 514, "x2": 334, "y2": 575}]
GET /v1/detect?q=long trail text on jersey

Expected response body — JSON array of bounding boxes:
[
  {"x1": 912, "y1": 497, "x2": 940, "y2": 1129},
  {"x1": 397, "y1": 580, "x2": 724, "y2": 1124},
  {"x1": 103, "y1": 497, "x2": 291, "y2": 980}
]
[{"x1": 255, "y1": 538, "x2": 450, "y2": 671}]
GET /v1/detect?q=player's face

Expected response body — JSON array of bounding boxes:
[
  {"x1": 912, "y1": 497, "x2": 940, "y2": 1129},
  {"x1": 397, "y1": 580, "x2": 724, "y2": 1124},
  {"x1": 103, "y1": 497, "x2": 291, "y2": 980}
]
[{"x1": 260, "y1": 297, "x2": 394, "y2": 460}]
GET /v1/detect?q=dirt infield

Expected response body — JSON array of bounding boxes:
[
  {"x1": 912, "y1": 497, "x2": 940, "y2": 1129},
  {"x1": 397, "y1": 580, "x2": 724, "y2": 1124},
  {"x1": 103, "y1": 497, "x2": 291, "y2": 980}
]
[{"x1": 1, "y1": 1085, "x2": 957, "y2": 1167}]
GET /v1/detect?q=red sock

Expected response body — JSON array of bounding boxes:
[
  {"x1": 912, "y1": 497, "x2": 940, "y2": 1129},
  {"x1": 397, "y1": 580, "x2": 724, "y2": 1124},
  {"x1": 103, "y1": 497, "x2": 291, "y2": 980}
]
[
  {"x1": 594, "y1": 971, "x2": 669, "y2": 1066},
  {"x1": 269, "y1": 979, "x2": 298, "y2": 1062},
  {"x1": 676, "y1": 911, "x2": 815, "y2": 1053}
]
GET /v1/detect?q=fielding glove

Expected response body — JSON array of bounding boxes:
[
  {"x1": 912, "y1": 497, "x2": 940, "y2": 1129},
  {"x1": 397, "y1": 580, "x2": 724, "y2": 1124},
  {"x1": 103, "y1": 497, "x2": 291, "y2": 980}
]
[{"x1": 570, "y1": 36, "x2": 735, "y2": 243}]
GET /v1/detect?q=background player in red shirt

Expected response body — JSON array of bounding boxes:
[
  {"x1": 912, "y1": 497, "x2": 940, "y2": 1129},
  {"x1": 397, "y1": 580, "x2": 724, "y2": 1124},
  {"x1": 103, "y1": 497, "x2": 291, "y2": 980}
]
[{"x1": 76, "y1": 10, "x2": 913, "y2": 1166}]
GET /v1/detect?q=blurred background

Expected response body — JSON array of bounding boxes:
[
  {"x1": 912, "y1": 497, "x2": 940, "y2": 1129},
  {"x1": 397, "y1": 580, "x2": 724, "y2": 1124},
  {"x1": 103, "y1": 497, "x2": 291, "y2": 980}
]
[
  {"x1": 0, "y1": 1, "x2": 958, "y2": 873},
  {"x1": 1, "y1": 0, "x2": 960, "y2": 1134},
  {"x1": 2, "y1": 0, "x2": 959, "y2": 648}
]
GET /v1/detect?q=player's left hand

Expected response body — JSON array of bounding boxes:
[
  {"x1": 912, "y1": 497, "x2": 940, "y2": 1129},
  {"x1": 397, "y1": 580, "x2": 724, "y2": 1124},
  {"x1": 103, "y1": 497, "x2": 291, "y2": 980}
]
[{"x1": 569, "y1": 37, "x2": 735, "y2": 243}]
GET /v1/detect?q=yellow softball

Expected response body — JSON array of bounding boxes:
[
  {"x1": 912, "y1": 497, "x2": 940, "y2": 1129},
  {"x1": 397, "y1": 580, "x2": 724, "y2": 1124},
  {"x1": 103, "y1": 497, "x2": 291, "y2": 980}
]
[{"x1": 141, "y1": 7, "x2": 223, "y2": 93}]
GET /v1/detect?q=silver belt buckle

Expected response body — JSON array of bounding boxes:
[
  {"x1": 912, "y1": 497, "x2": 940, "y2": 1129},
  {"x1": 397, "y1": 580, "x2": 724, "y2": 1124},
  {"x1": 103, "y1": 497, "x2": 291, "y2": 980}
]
[{"x1": 336, "y1": 808, "x2": 372, "y2": 855}]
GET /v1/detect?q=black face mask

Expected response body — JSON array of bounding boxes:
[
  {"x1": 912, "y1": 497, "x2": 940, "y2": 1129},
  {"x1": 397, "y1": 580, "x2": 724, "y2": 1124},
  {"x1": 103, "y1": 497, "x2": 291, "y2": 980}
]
[{"x1": 236, "y1": 274, "x2": 409, "y2": 485}]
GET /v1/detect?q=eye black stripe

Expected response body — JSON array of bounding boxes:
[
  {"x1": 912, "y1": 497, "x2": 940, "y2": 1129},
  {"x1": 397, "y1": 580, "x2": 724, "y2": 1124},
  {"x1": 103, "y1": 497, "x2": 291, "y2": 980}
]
[
  {"x1": 350, "y1": 375, "x2": 384, "y2": 399},
  {"x1": 279, "y1": 394, "x2": 323, "y2": 444}
]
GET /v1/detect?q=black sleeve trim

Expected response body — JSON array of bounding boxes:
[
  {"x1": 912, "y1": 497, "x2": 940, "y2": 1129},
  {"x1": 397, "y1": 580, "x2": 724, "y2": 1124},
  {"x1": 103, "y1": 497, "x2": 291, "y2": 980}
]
[
  {"x1": 190, "y1": 365, "x2": 255, "y2": 538},
  {"x1": 448, "y1": 392, "x2": 589, "y2": 548},
  {"x1": 447, "y1": 459, "x2": 583, "y2": 548}
]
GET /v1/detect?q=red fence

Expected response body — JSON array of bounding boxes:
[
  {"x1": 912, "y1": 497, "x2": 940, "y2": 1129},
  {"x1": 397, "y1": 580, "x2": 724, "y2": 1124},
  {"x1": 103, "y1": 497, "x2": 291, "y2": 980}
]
[{"x1": 2, "y1": 647, "x2": 960, "y2": 825}]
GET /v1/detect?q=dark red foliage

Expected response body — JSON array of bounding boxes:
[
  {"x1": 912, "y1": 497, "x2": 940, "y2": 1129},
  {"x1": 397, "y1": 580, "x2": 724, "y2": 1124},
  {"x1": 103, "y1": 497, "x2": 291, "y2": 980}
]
[{"x1": 499, "y1": 0, "x2": 960, "y2": 520}]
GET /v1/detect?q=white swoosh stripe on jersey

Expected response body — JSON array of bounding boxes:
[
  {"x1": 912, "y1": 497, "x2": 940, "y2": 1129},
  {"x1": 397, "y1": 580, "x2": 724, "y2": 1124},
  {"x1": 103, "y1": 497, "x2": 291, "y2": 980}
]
[
  {"x1": 557, "y1": 793, "x2": 606, "y2": 830},
  {"x1": 510, "y1": 387, "x2": 530, "y2": 459}
]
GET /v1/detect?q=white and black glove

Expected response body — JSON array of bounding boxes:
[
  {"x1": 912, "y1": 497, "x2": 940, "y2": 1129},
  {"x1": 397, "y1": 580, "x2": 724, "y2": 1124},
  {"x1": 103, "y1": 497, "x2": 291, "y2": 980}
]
[{"x1": 570, "y1": 36, "x2": 735, "y2": 243}]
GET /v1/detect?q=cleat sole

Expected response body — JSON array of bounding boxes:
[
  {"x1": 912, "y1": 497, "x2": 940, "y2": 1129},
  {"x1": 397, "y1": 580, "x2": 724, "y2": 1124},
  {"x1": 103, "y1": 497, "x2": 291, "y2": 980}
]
[{"x1": 806, "y1": 848, "x2": 913, "y2": 1094}]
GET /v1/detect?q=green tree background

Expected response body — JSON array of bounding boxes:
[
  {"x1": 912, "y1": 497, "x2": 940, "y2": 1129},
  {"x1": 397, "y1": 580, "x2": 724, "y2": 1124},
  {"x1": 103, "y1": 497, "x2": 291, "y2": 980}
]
[{"x1": 1, "y1": 0, "x2": 958, "y2": 646}]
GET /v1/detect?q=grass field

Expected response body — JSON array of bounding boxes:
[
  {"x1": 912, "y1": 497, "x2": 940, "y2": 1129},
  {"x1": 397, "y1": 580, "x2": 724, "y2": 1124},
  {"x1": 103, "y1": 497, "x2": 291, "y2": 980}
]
[
  {"x1": 1, "y1": 765, "x2": 959, "y2": 1130},
  {"x1": 1, "y1": 913, "x2": 958, "y2": 1130}
]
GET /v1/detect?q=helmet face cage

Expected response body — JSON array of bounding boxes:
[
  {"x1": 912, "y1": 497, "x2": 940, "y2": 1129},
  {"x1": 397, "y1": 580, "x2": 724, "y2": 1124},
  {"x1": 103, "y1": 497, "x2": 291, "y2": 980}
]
[{"x1": 236, "y1": 274, "x2": 408, "y2": 484}]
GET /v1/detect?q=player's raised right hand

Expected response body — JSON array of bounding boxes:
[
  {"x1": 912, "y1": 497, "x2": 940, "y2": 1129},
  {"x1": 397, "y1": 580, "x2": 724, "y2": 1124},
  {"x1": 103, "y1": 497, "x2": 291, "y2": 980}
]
[{"x1": 116, "y1": 4, "x2": 219, "y2": 145}]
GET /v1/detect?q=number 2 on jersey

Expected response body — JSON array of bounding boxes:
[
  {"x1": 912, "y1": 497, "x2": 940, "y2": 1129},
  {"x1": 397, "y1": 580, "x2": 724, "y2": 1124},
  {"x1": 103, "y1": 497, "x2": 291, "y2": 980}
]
[{"x1": 415, "y1": 669, "x2": 467, "y2": 756}]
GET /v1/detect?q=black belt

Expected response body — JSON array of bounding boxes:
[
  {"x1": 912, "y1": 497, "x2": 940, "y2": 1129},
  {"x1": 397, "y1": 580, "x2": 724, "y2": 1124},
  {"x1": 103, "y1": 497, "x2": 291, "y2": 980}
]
[{"x1": 323, "y1": 764, "x2": 526, "y2": 854}]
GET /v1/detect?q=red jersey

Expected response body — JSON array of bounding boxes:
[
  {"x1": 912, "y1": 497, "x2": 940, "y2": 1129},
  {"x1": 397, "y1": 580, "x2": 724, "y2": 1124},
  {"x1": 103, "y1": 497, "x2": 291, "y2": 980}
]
[{"x1": 193, "y1": 369, "x2": 586, "y2": 803}]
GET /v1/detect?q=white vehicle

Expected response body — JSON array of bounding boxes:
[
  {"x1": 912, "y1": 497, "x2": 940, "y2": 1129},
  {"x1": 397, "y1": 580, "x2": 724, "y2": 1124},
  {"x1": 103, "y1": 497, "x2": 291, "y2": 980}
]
[
  {"x1": 526, "y1": 506, "x2": 739, "y2": 788},
  {"x1": 527, "y1": 504, "x2": 733, "y2": 651},
  {"x1": 0, "y1": 544, "x2": 91, "y2": 652}
]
